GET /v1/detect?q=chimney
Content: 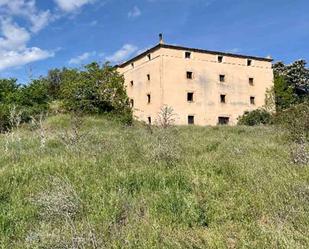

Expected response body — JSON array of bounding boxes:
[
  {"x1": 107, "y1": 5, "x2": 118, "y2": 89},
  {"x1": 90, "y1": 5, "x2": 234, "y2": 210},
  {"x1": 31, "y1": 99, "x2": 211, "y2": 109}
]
[{"x1": 159, "y1": 33, "x2": 164, "y2": 44}]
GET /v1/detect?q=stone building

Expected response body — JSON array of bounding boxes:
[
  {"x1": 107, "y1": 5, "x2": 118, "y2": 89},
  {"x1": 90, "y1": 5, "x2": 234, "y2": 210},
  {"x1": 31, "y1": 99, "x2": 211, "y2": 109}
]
[{"x1": 117, "y1": 35, "x2": 273, "y2": 125}]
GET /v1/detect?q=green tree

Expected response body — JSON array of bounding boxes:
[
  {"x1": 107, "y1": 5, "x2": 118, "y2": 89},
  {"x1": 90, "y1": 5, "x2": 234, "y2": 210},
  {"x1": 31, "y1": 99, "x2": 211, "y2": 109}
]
[
  {"x1": 273, "y1": 76, "x2": 296, "y2": 111},
  {"x1": 60, "y1": 62, "x2": 132, "y2": 122},
  {"x1": 273, "y1": 60, "x2": 309, "y2": 110},
  {"x1": 18, "y1": 79, "x2": 50, "y2": 118}
]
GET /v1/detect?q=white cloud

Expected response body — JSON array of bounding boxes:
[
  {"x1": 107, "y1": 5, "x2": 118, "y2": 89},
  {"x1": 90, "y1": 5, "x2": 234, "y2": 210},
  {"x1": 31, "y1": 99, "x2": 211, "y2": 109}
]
[
  {"x1": 0, "y1": 18, "x2": 53, "y2": 71},
  {"x1": 0, "y1": 19, "x2": 30, "y2": 51},
  {"x1": 69, "y1": 51, "x2": 96, "y2": 65},
  {"x1": 0, "y1": 0, "x2": 96, "y2": 71},
  {"x1": 128, "y1": 6, "x2": 141, "y2": 18},
  {"x1": 106, "y1": 44, "x2": 138, "y2": 64},
  {"x1": 54, "y1": 0, "x2": 95, "y2": 12},
  {"x1": 0, "y1": 47, "x2": 54, "y2": 71},
  {"x1": 0, "y1": 0, "x2": 52, "y2": 33}
]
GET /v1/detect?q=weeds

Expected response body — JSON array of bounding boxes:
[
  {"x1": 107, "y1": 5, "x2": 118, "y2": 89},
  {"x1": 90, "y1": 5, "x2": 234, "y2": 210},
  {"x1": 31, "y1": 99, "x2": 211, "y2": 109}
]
[
  {"x1": 148, "y1": 128, "x2": 182, "y2": 166},
  {"x1": 32, "y1": 176, "x2": 81, "y2": 220},
  {"x1": 0, "y1": 115, "x2": 308, "y2": 248},
  {"x1": 58, "y1": 113, "x2": 86, "y2": 149},
  {"x1": 156, "y1": 105, "x2": 176, "y2": 128}
]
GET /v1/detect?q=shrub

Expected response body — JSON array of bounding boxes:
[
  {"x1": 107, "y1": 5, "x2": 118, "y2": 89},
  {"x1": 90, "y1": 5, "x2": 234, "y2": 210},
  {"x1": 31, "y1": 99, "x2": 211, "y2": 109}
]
[
  {"x1": 238, "y1": 109, "x2": 272, "y2": 126},
  {"x1": 60, "y1": 62, "x2": 131, "y2": 116},
  {"x1": 156, "y1": 106, "x2": 176, "y2": 128},
  {"x1": 274, "y1": 102, "x2": 309, "y2": 143}
]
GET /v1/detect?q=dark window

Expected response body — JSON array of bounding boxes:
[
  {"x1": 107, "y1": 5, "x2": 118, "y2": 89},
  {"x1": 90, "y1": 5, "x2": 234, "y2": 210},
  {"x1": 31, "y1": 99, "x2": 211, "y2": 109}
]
[
  {"x1": 247, "y1": 59, "x2": 252, "y2": 66},
  {"x1": 130, "y1": 99, "x2": 134, "y2": 107},
  {"x1": 130, "y1": 80, "x2": 134, "y2": 86},
  {"x1": 147, "y1": 54, "x2": 151, "y2": 60},
  {"x1": 187, "y1": 71, "x2": 193, "y2": 79},
  {"x1": 218, "y1": 117, "x2": 229, "y2": 125},
  {"x1": 147, "y1": 74, "x2": 150, "y2": 81},
  {"x1": 250, "y1": 96, "x2": 255, "y2": 105},
  {"x1": 219, "y1": 74, "x2": 225, "y2": 82},
  {"x1": 218, "y1": 55, "x2": 223, "y2": 63},
  {"x1": 220, "y1": 94, "x2": 226, "y2": 103},
  {"x1": 187, "y1": 92, "x2": 194, "y2": 102},
  {"x1": 249, "y1": 78, "x2": 254, "y2": 85},
  {"x1": 131, "y1": 62, "x2": 134, "y2": 68},
  {"x1": 148, "y1": 117, "x2": 152, "y2": 124},
  {"x1": 188, "y1": 115, "x2": 195, "y2": 125},
  {"x1": 185, "y1": 52, "x2": 191, "y2": 59},
  {"x1": 147, "y1": 94, "x2": 151, "y2": 104}
]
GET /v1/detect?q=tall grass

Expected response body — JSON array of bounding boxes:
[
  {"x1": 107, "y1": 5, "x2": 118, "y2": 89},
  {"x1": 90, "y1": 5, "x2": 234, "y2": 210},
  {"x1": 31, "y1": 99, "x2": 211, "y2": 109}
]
[{"x1": 0, "y1": 114, "x2": 308, "y2": 248}]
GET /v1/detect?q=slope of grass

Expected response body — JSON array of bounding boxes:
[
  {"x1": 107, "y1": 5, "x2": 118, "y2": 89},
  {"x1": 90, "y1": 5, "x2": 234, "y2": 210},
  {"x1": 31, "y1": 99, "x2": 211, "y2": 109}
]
[{"x1": 0, "y1": 114, "x2": 308, "y2": 248}]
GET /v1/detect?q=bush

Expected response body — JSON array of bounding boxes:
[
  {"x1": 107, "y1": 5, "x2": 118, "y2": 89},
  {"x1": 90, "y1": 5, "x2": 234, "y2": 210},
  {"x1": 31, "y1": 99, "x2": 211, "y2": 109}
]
[
  {"x1": 238, "y1": 109, "x2": 273, "y2": 126},
  {"x1": 60, "y1": 63, "x2": 131, "y2": 116},
  {"x1": 274, "y1": 102, "x2": 309, "y2": 143}
]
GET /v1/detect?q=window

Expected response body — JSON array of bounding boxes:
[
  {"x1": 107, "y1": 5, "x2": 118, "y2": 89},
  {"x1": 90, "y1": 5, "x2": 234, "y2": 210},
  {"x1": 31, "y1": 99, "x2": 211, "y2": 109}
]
[
  {"x1": 218, "y1": 55, "x2": 223, "y2": 63},
  {"x1": 185, "y1": 52, "x2": 191, "y2": 59},
  {"x1": 148, "y1": 117, "x2": 152, "y2": 124},
  {"x1": 131, "y1": 62, "x2": 134, "y2": 68},
  {"x1": 147, "y1": 94, "x2": 151, "y2": 104},
  {"x1": 130, "y1": 80, "x2": 134, "y2": 86},
  {"x1": 147, "y1": 74, "x2": 151, "y2": 81},
  {"x1": 218, "y1": 117, "x2": 229, "y2": 125},
  {"x1": 219, "y1": 74, "x2": 225, "y2": 82},
  {"x1": 187, "y1": 71, "x2": 193, "y2": 79},
  {"x1": 250, "y1": 96, "x2": 255, "y2": 105},
  {"x1": 188, "y1": 115, "x2": 195, "y2": 125},
  {"x1": 247, "y1": 59, "x2": 252, "y2": 66},
  {"x1": 249, "y1": 78, "x2": 254, "y2": 85},
  {"x1": 187, "y1": 92, "x2": 194, "y2": 102},
  {"x1": 130, "y1": 99, "x2": 134, "y2": 108},
  {"x1": 147, "y1": 54, "x2": 151, "y2": 60},
  {"x1": 220, "y1": 94, "x2": 226, "y2": 103}
]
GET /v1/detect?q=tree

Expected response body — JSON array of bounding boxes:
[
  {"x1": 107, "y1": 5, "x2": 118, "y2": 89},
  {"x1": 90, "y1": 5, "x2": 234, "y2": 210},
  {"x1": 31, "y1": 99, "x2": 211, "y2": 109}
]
[
  {"x1": 60, "y1": 62, "x2": 131, "y2": 116},
  {"x1": 273, "y1": 76, "x2": 296, "y2": 111},
  {"x1": 273, "y1": 60, "x2": 309, "y2": 110}
]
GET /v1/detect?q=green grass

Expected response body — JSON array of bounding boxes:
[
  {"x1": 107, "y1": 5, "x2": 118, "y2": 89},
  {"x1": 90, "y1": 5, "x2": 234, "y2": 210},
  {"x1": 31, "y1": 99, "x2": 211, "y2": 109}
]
[{"x1": 0, "y1": 114, "x2": 308, "y2": 248}]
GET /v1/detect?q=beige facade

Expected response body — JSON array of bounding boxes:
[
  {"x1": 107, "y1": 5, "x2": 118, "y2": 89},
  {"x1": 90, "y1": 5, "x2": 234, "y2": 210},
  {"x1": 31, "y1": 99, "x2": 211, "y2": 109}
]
[{"x1": 117, "y1": 40, "x2": 273, "y2": 126}]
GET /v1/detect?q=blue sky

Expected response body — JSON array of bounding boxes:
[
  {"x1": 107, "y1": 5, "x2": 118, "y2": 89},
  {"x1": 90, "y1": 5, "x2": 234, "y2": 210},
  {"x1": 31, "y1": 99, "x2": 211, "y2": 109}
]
[{"x1": 0, "y1": 0, "x2": 308, "y2": 83}]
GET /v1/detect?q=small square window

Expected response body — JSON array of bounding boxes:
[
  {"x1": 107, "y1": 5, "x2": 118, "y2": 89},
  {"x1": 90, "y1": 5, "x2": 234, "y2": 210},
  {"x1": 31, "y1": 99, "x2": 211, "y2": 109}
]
[
  {"x1": 185, "y1": 52, "x2": 191, "y2": 59},
  {"x1": 130, "y1": 80, "x2": 134, "y2": 86},
  {"x1": 148, "y1": 117, "x2": 152, "y2": 124},
  {"x1": 187, "y1": 71, "x2": 193, "y2": 79},
  {"x1": 130, "y1": 99, "x2": 134, "y2": 107},
  {"x1": 247, "y1": 59, "x2": 252, "y2": 66},
  {"x1": 147, "y1": 54, "x2": 151, "y2": 60},
  {"x1": 218, "y1": 55, "x2": 223, "y2": 63},
  {"x1": 249, "y1": 78, "x2": 254, "y2": 85},
  {"x1": 219, "y1": 74, "x2": 225, "y2": 82},
  {"x1": 218, "y1": 117, "x2": 229, "y2": 125},
  {"x1": 250, "y1": 96, "x2": 255, "y2": 105},
  {"x1": 220, "y1": 94, "x2": 226, "y2": 103},
  {"x1": 147, "y1": 94, "x2": 151, "y2": 104},
  {"x1": 187, "y1": 92, "x2": 194, "y2": 102},
  {"x1": 188, "y1": 115, "x2": 195, "y2": 125},
  {"x1": 147, "y1": 74, "x2": 150, "y2": 81}
]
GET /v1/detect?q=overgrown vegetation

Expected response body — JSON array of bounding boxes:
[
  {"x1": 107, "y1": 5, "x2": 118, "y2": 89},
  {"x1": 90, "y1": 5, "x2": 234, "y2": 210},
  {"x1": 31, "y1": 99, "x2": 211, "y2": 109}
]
[
  {"x1": 0, "y1": 62, "x2": 132, "y2": 132},
  {"x1": 0, "y1": 58, "x2": 308, "y2": 248},
  {"x1": 238, "y1": 60, "x2": 309, "y2": 165},
  {"x1": 0, "y1": 114, "x2": 308, "y2": 248},
  {"x1": 237, "y1": 109, "x2": 272, "y2": 126},
  {"x1": 238, "y1": 59, "x2": 309, "y2": 127}
]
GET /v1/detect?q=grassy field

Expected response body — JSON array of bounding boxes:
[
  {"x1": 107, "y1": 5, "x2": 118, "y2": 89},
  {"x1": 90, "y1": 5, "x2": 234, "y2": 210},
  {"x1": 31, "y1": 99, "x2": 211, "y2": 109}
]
[{"x1": 0, "y1": 114, "x2": 308, "y2": 248}]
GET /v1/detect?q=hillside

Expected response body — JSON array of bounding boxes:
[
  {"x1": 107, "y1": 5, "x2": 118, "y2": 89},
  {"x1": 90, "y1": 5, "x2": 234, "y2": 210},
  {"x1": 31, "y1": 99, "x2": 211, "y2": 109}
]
[{"x1": 0, "y1": 115, "x2": 308, "y2": 248}]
